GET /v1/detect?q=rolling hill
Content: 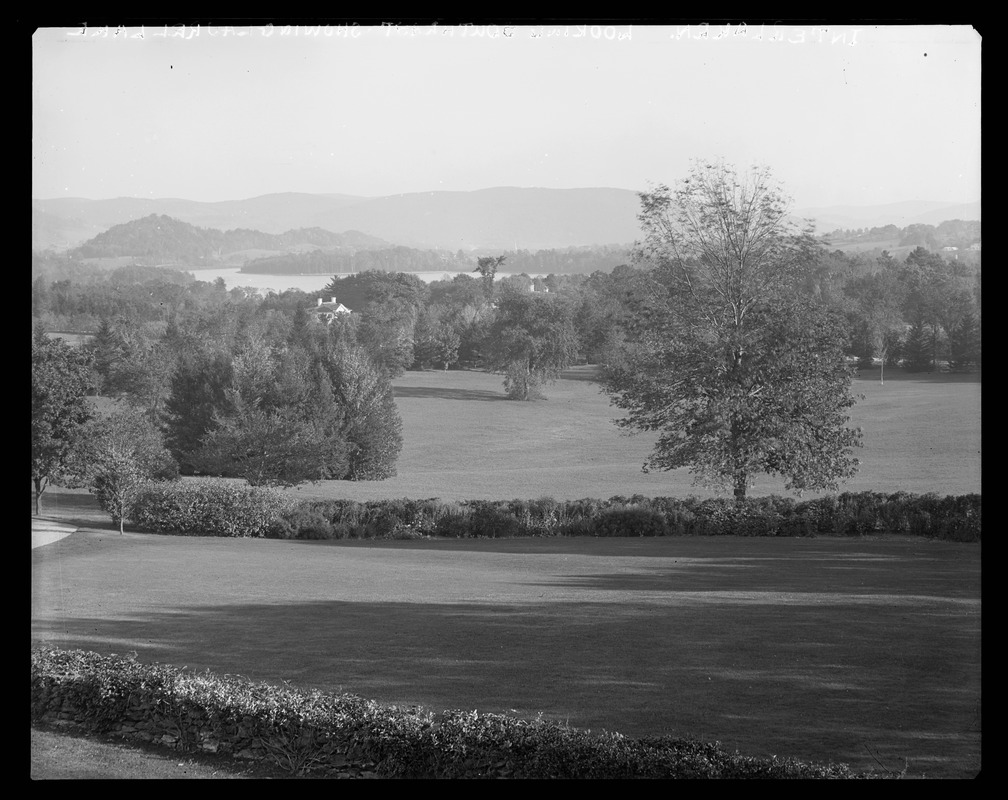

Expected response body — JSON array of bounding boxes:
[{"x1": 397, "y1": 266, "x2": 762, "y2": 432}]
[{"x1": 65, "y1": 215, "x2": 390, "y2": 266}]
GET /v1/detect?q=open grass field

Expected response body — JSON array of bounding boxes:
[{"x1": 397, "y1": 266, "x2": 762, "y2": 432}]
[
  {"x1": 31, "y1": 368, "x2": 981, "y2": 778},
  {"x1": 32, "y1": 520, "x2": 981, "y2": 778},
  {"x1": 287, "y1": 365, "x2": 981, "y2": 503}
]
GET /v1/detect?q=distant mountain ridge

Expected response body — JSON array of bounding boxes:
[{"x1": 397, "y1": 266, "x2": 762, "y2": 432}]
[
  {"x1": 792, "y1": 200, "x2": 982, "y2": 234},
  {"x1": 32, "y1": 189, "x2": 981, "y2": 253},
  {"x1": 33, "y1": 188, "x2": 645, "y2": 252}
]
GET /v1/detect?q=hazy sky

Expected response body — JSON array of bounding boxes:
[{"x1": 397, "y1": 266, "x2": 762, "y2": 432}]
[{"x1": 32, "y1": 23, "x2": 981, "y2": 209}]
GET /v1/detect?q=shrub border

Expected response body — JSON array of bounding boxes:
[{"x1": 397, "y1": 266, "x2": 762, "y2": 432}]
[
  {"x1": 126, "y1": 482, "x2": 980, "y2": 544},
  {"x1": 32, "y1": 646, "x2": 875, "y2": 779},
  {"x1": 265, "y1": 492, "x2": 981, "y2": 543}
]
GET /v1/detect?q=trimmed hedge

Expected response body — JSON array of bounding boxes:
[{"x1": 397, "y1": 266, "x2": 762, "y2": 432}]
[
  {"x1": 265, "y1": 492, "x2": 981, "y2": 543},
  {"x1": 32, "y1": 647, "x2": 873, "y2": 779},
  {"x1": 133, "y1": 480, "x2": 296, "y2": 538},
  {"x1": 125, "y1": 482, "x2": 980, "y2": 543}
]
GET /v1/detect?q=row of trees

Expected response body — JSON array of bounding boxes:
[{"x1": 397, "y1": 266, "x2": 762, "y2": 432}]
[
  {"x1": 32, "y1": 161, "x2": 980, "y2": 506},
  {"x1": 823, "y1": 218, "x2": 980, "y2": 251},
  {"x1": 840, "y1": 246, "x2": 981, "y2": 377},
  {"x1": 33, "y1": 236, "x2": 980, "y2": 386}
]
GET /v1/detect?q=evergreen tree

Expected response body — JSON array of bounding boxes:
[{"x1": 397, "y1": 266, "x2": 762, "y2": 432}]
[
  {"x1": 947, "y1": 310, "x2": 981, "y2": 370},
  {"x1": 901, "y1": 319, "x2": 931, "y2": 372}
]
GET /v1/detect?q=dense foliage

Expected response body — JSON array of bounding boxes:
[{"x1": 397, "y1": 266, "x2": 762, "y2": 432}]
[
  {"x1": 608, "y1": 162, "x2": 864, "y2": 499},
  {"x1": 30, "y1": 268, "x2": 407, "y2": 486},
  {"x1": 33, "y1": 646, "x2": 872, "y2": 778},
  {"x1": 484, "y1": 283, "x2": 580, "y2": 400},
  {"x1": 33, "y1": 236, "x2": 979, "y2": 384},
  {"x1": 265, "y1": 492, "x2": 980, "y2": 543},
  {"x1": 132, "y1": 480, "x2": 295, "y2": 538},
  {"x1": 31, "y1": 328, "x2": 95, "y2": 515}
]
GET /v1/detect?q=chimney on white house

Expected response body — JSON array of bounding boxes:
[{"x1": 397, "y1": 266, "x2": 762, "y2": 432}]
[
  {"x1": 317, "y1": 298, "x2": 323, "y2": 306},
  {"x1": 331, "y1": 297, "x2": 338, "y2": 304}
]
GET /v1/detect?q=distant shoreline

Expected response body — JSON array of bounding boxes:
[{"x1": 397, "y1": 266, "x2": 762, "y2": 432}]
[{"x1": 187, "y1": 267, "x2": 549, "y2": 293}]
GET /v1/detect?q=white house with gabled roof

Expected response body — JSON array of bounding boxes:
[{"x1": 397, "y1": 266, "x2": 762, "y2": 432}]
[{"x1": 311, "y1": 297, "x2": 352, "y2": 324}]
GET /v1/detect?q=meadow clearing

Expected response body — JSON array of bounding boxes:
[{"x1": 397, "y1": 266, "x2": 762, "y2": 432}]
[
  {"x1": 31, "y1": 367, "x2": 982, "y2": 778},
  {"x1": 294, "y1": 364, "x2": 982, "y2": 502}
]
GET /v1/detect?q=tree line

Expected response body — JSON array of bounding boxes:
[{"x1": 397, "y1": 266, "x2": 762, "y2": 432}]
[
  {"x1": 32, "y1": 161, "x2": 981, "y2": 513},
  {"x1": 33, "y1": 243, "x2": 980, "y2": 384},
  {"x1": 242, "y1": 243, "x2": 633, "y2": 277},
  {"x1": 823, "y1": 218, "x2": 980, "y2": 251}
]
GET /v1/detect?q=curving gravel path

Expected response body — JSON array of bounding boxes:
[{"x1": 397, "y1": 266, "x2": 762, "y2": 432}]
[{"x1": 31, "y1": 519, "x2": 78, "y2": 549}]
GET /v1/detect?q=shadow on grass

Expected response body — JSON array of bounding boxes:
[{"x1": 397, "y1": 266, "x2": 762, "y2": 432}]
[
  {"x1": 31, "y1": 491, "x2": 110, "y2": 531},
  {"x1": 393, "y1": 385, "x2": 509, "y2": 402},
  {"x1": 290, "y1": 538, "x2": 980, "y2": 596},
  {"x1": 32, "y1": 593, "x2": 981, "y2": 778},
  {"x1": 559, "y1": 366, "x2": 604, "y2": 383},
  {"x1": 853, "y1": 366, "x2": 981, "y2": 384}
]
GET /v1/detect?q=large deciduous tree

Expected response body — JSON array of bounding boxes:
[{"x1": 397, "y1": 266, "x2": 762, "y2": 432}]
[
  {"x1": 31, "y1": 329, "x2": 95, "y2": 515},
  {"x1": 485, "y1": 284, "x2": 579, "y2": 400},
  {"x1": 474, "y1": 255, "x2": 506, "y2": 305},
  {"x1": 606, "y1": 161, "x2": 862, "y2": 500}
]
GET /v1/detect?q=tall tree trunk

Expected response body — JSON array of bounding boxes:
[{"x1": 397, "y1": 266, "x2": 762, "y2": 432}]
[
  {"x1": 34, "y1": 478, "x2": 44, "y2": 516},
  {"x1": 730, "y1": 414, "x2": 747, "y2": 502},
  {"x1": 733, "y1": 474, "x2": 747, "y2": 502}
]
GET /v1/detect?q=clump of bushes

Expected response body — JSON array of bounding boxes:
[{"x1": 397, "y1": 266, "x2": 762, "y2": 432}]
[
  {"x1": 32, "y1": 646, "x2": 871, "y2": 779},
  {"x1": 132, "y1": 479, "x2": 295, "y2": 538}
]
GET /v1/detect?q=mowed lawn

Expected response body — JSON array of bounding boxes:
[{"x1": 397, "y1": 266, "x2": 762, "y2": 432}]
[
  {"x1": 32, "y1": 368, "x2": 981, "y2": 777},
  {"x1": 288, "y1": 365, "x2": 981, "y2": 502},
  {"x1": 32, "y1": 527, "x2": 981, "y2": 778}
]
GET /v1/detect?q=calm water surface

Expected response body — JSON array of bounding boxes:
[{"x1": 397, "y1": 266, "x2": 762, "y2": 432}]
[{"x1": 187, "y1": 267, "x2": 545, "y2": 294}]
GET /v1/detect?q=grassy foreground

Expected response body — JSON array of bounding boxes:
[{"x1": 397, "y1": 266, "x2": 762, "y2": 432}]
[
  {"x1": 32, "y1": 513, "x2": 981, "y2": 778},
  {"x1": 32, "y1": 368, "x2": 981, "y2": 778}
]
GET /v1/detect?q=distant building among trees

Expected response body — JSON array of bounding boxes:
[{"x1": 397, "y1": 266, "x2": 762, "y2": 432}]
[{"x1": 311, "y1": 297, "x2": 353, "y2": 324}]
